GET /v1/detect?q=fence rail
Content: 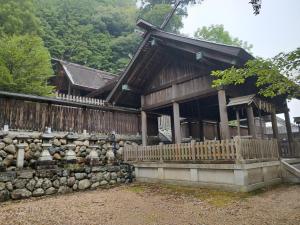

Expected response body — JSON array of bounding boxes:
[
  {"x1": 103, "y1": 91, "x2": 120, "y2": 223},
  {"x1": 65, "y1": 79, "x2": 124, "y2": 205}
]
[
  {"x1": 124, "y1": 138, "x2": 279, "y2": 163},
  {"x1": 55, "y1": 93, "x2": 105, "y2": 106}
]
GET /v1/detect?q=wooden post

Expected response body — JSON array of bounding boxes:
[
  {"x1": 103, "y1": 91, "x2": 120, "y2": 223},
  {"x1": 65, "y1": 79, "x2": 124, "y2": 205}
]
[
  {"x1": 284, "y1": 106, "x2": 294, "y2": 154},
  {"x1": 191, "y1": 139, "x2": 196, "y2": 161},
  {"x1": 173, "y1": 102, "x2": 181, "y2": 144},
  {"x1": 141, "y1": 111, "x2": 147, "y2": 147},
  {"x1": 236, "y1": 109, "x2": 241, "y2": 136},
  {"x1": 271, "y1": 110, "x2": 279, "y2": 139},
  {"x1": 247, "y1": 105, "x2": 256, "y2": 138},
  {"x1": 217, "y1": 89, "x2": 230, "y2": 140}
]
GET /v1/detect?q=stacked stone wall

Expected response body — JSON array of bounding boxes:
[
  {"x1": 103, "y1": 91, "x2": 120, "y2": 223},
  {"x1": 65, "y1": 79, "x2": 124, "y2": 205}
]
[{"x1": 0, "y1": 131, "x2": 137, "y2": 202}]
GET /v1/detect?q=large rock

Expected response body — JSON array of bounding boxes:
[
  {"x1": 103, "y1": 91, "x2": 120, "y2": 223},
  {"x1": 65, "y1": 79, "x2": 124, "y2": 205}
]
[
  {"x1": 0, "y1": 190, "x2": 10, "y2": 202},
  {"x1": 0, "y1": 142, "x2": 5, "y2": 150},
  {"x1": 91, "y1": 182, "x2": 100, "y2": 189},
  {"x1": 45, "y1": 187, "x2": 56, "y2": 195},
  {"x1": 53, "y1": 179, "x2": 60, "y2": 188},
  {"x1": 67, "y1": 177, "x2": 76, "y2": 187},
  {"x1": 103, "y1": 172, "x2": 111, "y2": 181},
  {"x1": 4, "y1": 144, "x2": 16, "y2": 154},
  {"x1": 3, "y1": 137, "x2": 13, "y2": 145},
  {"x1": 100, "y1": 180, "x2": 108, "y2": 186},
  {"x1": 26, "y1": 179, "x2": 36, "y2": 191},
  {"x1": 58, "y1": 186, "x2": 72, "y2": 194},
  {"x1": 111, "y1": 172, "x2": 117, "y2": 180},
  {"x1": 11, "y1": 189, "x2": 32, "y2": 200},
  {"x1": 0, "y1": 150, "x2": 7, "y2": 158},
  {"x1": 35, "y1": 179, "x2": 43, "y2": 188},
  {"x1": 75, "y1": 173, "x2": 86, "y2": 180},
  {"x1": 59, "y1": 177, "x2": 67, "y2": 186},
  {"x1": 6, "y1": 182, "x2": 13, "y2": 191},
  {"x1": 53, "y1": 153, "x2": 61, "y2": 160},
  {"x1": 0, "y1": 182, "x2": 5, "y2": 191},
  {"x1": 32, "y1": 188, "x2": 44, "y2": 197},
  {"x1": 42, "y1": 179, "x2": 52, "y2": 190},
  {"x1": 78, "y1": 179, "x2": 91, "y2": 190},
  {"x1": 14, "y1": 179, "x2": 27, "y2": 189},
  {"x1": 90, "y1": 173, "x2": 104, "y2": 183},
  {"x1": 18, "y1": 170, "x2": 34, "y2": 179}
]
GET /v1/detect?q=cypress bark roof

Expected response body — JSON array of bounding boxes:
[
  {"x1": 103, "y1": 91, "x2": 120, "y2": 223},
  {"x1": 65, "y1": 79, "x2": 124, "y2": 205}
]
[{"x1": 54, "y1": 59, "x2": 116, "y2": 90}]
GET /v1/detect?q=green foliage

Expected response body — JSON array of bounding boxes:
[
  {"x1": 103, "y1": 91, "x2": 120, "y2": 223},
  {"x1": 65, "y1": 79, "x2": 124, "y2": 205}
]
[
  {"x1": 34, "y1": 0, "x2": 140, "y2": 73},
  {"x1": 139, "y1": 0, "x2": 201, "y2": 32},
  {"x1": 139, "y1": 4, "x2": 184, "y2": 32},
  {"x1": 212, "y1": 57, "x2": 300, "y2": 99},
  {"x1": 194, "y1": 25, "x2": 253, "y2": 52},
  {"x1": 0, "y1": 0, "x2": 41, "y2": 36},
  {"x1": 0, "y1": 35, "x2": 54, "y2": 96}
]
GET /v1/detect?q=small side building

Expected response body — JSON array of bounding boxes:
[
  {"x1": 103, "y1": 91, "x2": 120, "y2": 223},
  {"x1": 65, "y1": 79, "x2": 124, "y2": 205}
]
[{"x1": 51, "y1": 59, "x2": 117, "y2": 97}]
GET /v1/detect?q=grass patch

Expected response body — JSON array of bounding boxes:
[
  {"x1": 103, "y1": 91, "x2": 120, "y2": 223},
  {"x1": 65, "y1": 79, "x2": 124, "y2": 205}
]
[{"x1": 127, "y1": 183, "x2": 285, "y2": 207}]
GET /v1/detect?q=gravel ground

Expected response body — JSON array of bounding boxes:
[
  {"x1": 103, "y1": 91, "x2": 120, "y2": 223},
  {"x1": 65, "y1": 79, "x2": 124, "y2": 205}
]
[{"x1": 0, "y1": 184, "x2": 299, "y2": 225}]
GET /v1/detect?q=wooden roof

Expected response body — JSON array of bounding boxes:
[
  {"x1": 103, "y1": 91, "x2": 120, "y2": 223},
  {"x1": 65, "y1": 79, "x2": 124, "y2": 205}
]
[
  {"x1": 54, "y1": 59, "x2": 116, "y2": 91},
  {"x1": 107, "y1": 20, "x2": 254, "y2": 108}
]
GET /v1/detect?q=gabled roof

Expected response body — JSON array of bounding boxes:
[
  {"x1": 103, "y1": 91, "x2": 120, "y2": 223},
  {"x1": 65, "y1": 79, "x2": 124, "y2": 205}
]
[
  {"x1": 54, "y1": 59, "x2": 116, "y2": 90},
  {"x1": 106, "y1": 20, "x2": 254, "y2": 106}
]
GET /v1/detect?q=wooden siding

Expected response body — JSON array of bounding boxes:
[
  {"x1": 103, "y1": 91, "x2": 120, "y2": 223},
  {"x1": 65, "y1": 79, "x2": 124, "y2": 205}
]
[
  {"x1": 146, "y1": 60, "x2": 210, "y2": 92},
  {"x1": 144, "y1": 76, "x2": 214, "y2": 108},
  {"x1": 0, "y1": 96, "x2": 156, "y2": 135}
]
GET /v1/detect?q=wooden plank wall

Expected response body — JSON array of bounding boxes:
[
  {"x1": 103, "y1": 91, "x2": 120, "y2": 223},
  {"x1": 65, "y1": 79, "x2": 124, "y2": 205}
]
[{"x1": 0, "y1": 97, "x2": 141, "y2": 134}]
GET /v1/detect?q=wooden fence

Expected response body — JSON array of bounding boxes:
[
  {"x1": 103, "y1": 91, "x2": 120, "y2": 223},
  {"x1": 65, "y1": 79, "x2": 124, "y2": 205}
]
[
  {"x1": 0, "y1": 91, "x2": 147, "y2": 135},
  {"x1": 123, "y1": 138, "x2": 279, "y2": 163}
]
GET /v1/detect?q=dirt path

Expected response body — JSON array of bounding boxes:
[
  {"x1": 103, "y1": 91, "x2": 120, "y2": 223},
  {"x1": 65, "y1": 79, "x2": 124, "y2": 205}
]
[{"x1": 0, "y1": 184, "x2": 299, "y2": 225}]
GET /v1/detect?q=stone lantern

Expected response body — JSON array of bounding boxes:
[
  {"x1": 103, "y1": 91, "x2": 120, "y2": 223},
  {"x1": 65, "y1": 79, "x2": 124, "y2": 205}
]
[
  {"x1": 64, "y1": 132, "x2": 78, "y2": 163},
  {"x1": 87, "y1": 134, "x2": 100, "y2": 166},
  {"x1": 39, "y1": 132, "x2": 54, "y2": 162},
  {"x1": 16, "y1": 133, "x2": 29, "y2": 169}
]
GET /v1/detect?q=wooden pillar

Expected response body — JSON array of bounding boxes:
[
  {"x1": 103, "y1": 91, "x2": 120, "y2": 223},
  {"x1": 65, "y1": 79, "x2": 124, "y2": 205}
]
[
  {"x1": 271, "y1": 110, "x2": 279, "y2": 139},
  {"x1": 141, "y1": 111, "x2": 147, "y2": 146},
  {"x1": 217, "y1": 89, "x2": 230, "y2": 139},
  {"x1": 170, "y1": 114, "x2": 175, "y2": 143},
  {"x1": 284, "y1": 106, "x2": 294, "y2": 153},
  {"x1": 173, "y1": 102, "x2": 181, "y2": 144},
  {"x1": 187, "y1": 120, "x2": 192, "y2": 138},
  {"x1": 141, "y1": 95, "x2": 147, "y2": 146},
  {"x1": 236, "y1": 109, "x2": 241, "y2": 136},
  {"x1": 247, "y1": 105, "x2": 256, "y2": 138}
]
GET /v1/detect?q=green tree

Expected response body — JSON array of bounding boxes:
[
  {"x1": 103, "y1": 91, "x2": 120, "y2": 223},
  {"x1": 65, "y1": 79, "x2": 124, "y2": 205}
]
[
  {"x1": 0, "y1": 0, "x2": 41, "y2": 36},
  {"x1": 0, "y1": 35, "x2": 54, "y2": 96},
  {"x1": 211, "y1": 51, "x2": 300, "y2": 99},
  {"x1": 194, "y1": 25, "x2": 253, "y2": 52}
]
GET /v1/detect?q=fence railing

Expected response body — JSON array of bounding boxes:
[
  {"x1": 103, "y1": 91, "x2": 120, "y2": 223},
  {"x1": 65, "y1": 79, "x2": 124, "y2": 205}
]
[
  {"x1": 55, "y1": 93, "x2": 105, "y2": 106},
  {"x1": 123, "y1": 138, "x2": 279, "y2": 163}
]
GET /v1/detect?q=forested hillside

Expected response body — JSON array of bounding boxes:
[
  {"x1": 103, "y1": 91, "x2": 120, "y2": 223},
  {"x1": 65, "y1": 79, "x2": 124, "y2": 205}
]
[{"x1": 33, "y1": 0, "x2": 187, "y2": 73}]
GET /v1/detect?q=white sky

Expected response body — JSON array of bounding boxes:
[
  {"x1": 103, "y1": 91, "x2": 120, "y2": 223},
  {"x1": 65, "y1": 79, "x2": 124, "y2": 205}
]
[{"x1": 182, "y1": 0, "x2": 300, "y2": 121}]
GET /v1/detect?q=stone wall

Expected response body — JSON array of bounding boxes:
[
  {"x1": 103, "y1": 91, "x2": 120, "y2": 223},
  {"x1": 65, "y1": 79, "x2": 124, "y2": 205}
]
[
  {"x1": 0, "y1": 131, "x2": 137, "y2": 202},
  {"x1": 0, "y1": 131, "x2": 140, "y2": 171},
  {"x1": 0, "y1": 164, "x2": 134, "y2": 202}
]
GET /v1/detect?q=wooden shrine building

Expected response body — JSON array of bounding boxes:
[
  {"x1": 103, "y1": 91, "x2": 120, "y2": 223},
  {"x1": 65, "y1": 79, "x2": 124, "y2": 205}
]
[{"x1": 107, "y1": 19, "x2": 294, "y2": 150}]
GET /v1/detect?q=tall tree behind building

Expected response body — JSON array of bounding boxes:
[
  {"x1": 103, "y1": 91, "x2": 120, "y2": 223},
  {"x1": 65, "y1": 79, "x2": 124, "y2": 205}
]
[{"x1": 0, "y1": 0, "x2": 54, "y2": 96}]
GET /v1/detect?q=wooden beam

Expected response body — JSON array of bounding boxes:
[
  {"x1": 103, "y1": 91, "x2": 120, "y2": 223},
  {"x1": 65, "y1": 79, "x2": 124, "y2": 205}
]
[
  {"x1": 247, "y1": 105, "x2": 256, "y2": 138},
  {"x1": 271, "y1": 109, "x2": 279, "y2": 139},
  {"x1": 284, "y1": 106, "x2": 294, "y2": 153},
  {"x1": 173, "y1": 102, "x2": 181, "y2": 144},
  {"x1": 236, "y1": 109, "x2": 241, "y2": 136},
  {"x1": 141, "y1": 111, "x2": 147, "y2": 146},
  {"x1": 218, "y1": 89, "x2": 230, "y2": 139}
]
